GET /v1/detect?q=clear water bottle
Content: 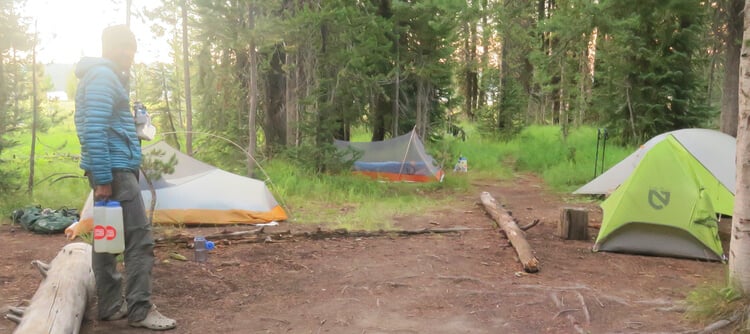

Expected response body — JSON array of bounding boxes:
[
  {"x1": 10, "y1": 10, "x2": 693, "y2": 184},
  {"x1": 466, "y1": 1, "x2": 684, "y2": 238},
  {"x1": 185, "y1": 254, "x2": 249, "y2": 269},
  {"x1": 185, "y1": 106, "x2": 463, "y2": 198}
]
[
  {"x1": 193, "y1": 236, "x2": 215, "y2": 263},
  {"x1": 194, "y1": 236, "x2": 207, "y2": 262},
  {"x1": 93, "y1": 201, "x2": 124, "y2": 254}
]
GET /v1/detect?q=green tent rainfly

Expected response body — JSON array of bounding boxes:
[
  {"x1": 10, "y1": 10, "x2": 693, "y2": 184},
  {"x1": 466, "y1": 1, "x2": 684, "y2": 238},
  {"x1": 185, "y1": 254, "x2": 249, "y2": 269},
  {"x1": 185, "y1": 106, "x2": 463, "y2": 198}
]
[{"x1": 594, "y1": 134, "x2": 734, "y2": 261}]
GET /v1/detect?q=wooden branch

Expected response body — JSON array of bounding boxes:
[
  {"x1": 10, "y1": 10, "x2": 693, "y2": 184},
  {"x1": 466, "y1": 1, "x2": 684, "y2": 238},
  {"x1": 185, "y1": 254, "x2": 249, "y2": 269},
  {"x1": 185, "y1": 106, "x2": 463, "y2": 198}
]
[
  {"x1": 5, "y1": 314, "x2": 21, "y2": 324},
  {"x1": 156, "y1": 226, "x2": 486, "y2": 246},
  {"x1": 155, "y1": 227, "x2": 266, "y2": 244},
  {"x1": 520, "y1": 219, "x2": 540, "y2": 231},
  {"x1": 10, "y1": 242, "x2": 95, "y2": 334},
  {"x1": 295, "y1": 227, "x2": 484, "y2": 239},
  {"x1": 480, "y1": 192, "x2": 540, "y2": 273},
  {"x1": 31, "y1": 260, "x2": 49, "y2": 278}
]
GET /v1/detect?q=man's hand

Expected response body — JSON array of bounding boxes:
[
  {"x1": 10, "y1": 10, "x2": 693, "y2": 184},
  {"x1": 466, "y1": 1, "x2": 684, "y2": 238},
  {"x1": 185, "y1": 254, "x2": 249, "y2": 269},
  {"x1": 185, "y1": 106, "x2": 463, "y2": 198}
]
[{"x1": 94, "y1": 184, "x2": 112, "y2": 201}]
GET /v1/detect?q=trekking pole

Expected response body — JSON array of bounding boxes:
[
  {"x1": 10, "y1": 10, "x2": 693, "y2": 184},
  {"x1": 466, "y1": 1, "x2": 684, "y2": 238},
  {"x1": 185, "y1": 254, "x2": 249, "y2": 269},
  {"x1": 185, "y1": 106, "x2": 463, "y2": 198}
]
[
  {"x1": 598, "y1": 128, "x2": 608, "y2": 175},
  {"x1": 594, "y1": 129, "x2": 601, "y2": 177}
]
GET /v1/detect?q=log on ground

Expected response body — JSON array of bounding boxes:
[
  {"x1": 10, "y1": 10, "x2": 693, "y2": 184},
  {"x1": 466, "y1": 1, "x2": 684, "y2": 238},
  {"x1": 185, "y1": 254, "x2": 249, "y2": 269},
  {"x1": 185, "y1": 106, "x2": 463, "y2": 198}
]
[
  {"x1": 479, "y1": 191, "x2": 540, "y2": 273},
  {"x1": 9, "y1": 242, "x2": 95, "y2": 334}
]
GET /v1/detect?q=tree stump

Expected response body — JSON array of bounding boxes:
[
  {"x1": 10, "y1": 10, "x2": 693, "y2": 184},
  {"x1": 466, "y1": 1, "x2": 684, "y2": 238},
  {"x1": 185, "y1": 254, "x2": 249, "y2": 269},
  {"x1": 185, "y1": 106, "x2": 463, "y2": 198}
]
[
  {"x1": 558, "y1": 207, "x2": 589, "y2": 240},
  {"x1": 8, "y1": 242, "x2": 95, "y2": 334}
]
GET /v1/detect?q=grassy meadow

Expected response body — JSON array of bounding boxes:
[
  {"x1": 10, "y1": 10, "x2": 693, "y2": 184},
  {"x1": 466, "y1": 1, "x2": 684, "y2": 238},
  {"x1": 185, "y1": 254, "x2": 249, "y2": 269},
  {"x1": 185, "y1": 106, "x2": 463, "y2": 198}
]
[{"x1": 0, "y1": 106, "x2": 634, "y2": 229}]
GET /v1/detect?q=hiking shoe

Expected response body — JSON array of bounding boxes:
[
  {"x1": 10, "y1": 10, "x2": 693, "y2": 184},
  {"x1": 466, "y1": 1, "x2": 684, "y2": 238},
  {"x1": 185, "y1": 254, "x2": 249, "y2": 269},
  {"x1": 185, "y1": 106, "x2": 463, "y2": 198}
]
[
  {"x1": 128, "y1": 306, "x2": 176, "y2": 331},
  {"x1": 103, "y1": 303, "x2": 128, "y2": 321}
]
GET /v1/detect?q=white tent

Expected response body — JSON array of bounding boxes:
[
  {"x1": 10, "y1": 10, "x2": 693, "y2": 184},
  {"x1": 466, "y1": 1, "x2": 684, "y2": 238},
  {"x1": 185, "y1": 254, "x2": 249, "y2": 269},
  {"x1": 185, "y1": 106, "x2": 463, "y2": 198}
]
[
  {"x1": 77, "y1": 142, "x2": 287, "y2": 227},
  {"x1": 573, "y1": 128, "x2": 736, "y2": 196}
]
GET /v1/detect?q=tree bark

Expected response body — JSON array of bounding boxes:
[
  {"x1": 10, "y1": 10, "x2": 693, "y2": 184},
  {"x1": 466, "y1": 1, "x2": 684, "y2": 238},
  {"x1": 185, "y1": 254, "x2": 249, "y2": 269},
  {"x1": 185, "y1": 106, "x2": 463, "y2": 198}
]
[
  {"x1": 28, "y1": 29, "x2": 37, "y2": 196},
  {"x1": 285, "y1": 52, "x2": 299, "y2": 148},
  {"x1": 479, "y1": 191, "x2": 540, "y2": 273},
  {"x1": 721, "y1": 0, "x2": 743, "y2": 137},
  {"x1": 729, "y1": 0, "x2": 750, "y2": 292},
  {"x1": 264, "y1": 44, "x2": 287, "y2": 155},
  {"x1": 10, "y1": 243, "x2": 95, "y2": 334},
  {"x1": 182, "y1": 0, "x2": 194, "y2": 156},
  {"x1": 246, "y1": 4, "x2": 259, "y2": 178},
  {"x1": 558, "y1": 207, "x2": 589, "y2": 240}
]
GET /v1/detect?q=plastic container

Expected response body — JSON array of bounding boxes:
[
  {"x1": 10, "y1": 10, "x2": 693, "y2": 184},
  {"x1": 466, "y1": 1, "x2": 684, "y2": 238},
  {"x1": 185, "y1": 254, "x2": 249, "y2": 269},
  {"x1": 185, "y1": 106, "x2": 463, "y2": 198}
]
[
  {"x1": 133, "y1": 102, "x2": 149, "y2": 125},
  {"x1": 93, "y1": 201, "x2": 125, "y2": 254},
  {"x1": 454, "y1": 156, "x2": 468, "y2": 172},
  {"x1": 193, "y1": 236, "x2": 215, "y2": 263}
]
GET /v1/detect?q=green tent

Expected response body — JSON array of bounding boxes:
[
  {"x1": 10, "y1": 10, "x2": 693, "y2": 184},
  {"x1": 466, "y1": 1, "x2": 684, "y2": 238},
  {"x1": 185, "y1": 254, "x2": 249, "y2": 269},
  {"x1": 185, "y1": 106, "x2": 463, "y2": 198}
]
[{"x1": 594, "y1": 135, "x2": 734, "y2": 261}]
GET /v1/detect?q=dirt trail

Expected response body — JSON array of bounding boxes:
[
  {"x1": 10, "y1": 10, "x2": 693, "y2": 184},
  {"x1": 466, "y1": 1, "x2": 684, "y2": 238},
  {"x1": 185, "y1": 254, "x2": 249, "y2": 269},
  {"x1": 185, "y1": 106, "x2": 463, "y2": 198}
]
[{"x1": 0, "y1": 173, "x2": 725, "y2": 333}]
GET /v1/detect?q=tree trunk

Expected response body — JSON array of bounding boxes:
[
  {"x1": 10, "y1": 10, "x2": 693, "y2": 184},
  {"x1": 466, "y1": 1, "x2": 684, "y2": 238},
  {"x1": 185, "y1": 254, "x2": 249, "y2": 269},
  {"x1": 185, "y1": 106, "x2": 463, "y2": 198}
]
[
  {"x1": 729, "y1": 0, "x2": 750, "y2": 292},
  {"x1": 415, "y1": 79, "x2": 431, "y2": 140},
  {"x1": 28, "y1": 28, "x2": 37, "y2": 196},
  {"x1": 182, "y1": 0, "x2": 194, "y2": 156},
  {"x1": 246, "y1": 5, "x2": 258, "y2": 178},
  {"x1": 721, "y1": 0, "x2": 743, "y2": 137},
  {"x1": 264, "y1": 44, "x2": 287, "y2": 156},
  {"x1": 371, "y1": 93, "x2": 388, "y2": 141},
  {"x1": 285, "y1": 52, "x2": 299, "y2": 148},
  {"x1": 10, "y1": 243, "x2": 95, "y2": 334},
  {"x1": 392, "y1": 31, "x2": 400, "y2": 137},
  {"x1": 161, "y1": 66, "x2": 180, "y2": 150},
  {"x1": 479, "y1": 192, "x2": 540, "y2": 273}
]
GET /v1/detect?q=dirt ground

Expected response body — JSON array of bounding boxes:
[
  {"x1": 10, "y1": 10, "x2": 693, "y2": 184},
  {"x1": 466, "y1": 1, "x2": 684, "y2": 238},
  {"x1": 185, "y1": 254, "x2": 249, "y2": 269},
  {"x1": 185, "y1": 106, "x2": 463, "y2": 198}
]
[{"x1": 0, "y1": 173, "x2": 729, "y2": 334}]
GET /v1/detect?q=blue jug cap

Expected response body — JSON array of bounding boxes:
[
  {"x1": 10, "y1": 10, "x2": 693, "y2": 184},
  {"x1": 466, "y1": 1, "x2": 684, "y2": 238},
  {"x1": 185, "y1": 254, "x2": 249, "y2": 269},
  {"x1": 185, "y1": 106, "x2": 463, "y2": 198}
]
[
  {"x1": 94, "y1": 201, "x2": 107, "y2": 207},
  {"x1": 106, "y1": 201, "x2": 120, "y2": 207},
  {"x1": 206, "y1": 241, "x2": 215, "y2": 250}
]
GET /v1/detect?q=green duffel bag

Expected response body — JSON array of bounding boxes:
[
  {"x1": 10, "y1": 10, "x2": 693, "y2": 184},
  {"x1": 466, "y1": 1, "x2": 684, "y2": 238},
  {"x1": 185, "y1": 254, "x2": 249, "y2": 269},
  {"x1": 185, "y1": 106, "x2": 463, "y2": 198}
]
[{"x1": 11, "y1": 205, "x2": 78, "y2": 234}]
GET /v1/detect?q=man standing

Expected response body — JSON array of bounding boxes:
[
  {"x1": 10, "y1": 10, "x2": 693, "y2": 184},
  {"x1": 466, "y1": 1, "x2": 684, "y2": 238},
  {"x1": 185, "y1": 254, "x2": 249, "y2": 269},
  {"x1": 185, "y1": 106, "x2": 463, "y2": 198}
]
[{"x1": 74, "y1": 25, "x2": 176, "y2": 331}]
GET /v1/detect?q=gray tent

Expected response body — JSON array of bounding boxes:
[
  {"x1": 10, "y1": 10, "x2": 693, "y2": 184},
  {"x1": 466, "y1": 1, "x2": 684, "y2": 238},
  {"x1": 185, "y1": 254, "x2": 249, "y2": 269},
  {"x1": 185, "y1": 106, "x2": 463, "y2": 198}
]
[
  {"x1": 334, "y1": 130, "x2": 444, "y2": 182},
  {"x1": 573, "y1": 128, "x2": 736, "y2": 196}
]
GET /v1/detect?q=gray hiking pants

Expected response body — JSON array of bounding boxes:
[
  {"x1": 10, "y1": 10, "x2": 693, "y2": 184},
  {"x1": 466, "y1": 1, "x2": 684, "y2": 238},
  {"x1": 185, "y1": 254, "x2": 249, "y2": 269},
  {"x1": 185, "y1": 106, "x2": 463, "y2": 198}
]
[{"x1": 88, "y1": 170, "x2": 154, "y2": 322}]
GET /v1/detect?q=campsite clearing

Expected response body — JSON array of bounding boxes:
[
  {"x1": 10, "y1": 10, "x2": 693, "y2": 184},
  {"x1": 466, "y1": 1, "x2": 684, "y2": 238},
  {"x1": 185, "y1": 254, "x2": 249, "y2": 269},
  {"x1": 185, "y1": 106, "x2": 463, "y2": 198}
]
[{"x1": 0, "y1": 173, "x2": 728, "y2": 333}]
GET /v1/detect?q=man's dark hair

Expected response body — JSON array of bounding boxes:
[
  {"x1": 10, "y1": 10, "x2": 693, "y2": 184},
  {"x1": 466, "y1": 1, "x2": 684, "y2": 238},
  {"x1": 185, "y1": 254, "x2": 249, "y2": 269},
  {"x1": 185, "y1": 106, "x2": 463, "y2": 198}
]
[{"x1": 102, "y1": 25, "x2": 137, "y2": 53}]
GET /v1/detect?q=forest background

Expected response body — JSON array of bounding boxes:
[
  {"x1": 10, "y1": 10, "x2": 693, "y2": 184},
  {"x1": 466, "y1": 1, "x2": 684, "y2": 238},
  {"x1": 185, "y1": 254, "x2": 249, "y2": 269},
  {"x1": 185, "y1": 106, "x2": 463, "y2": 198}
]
[{"x1": 0, "y1": 0, "x2": 742, "y2": 222}]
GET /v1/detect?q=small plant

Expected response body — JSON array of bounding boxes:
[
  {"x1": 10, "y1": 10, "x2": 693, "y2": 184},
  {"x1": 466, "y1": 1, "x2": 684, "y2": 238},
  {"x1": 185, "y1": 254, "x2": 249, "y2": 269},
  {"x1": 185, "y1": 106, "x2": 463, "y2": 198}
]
[{"x1": 685, "y1": 282, "x2": 750, "y2": 331}]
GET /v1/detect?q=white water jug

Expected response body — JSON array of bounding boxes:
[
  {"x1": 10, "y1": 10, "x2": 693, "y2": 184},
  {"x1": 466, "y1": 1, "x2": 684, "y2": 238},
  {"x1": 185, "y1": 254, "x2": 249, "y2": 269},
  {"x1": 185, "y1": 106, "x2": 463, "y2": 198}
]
[{"x1": 93, "y1": 201, "x2": 125, "y2": 254}]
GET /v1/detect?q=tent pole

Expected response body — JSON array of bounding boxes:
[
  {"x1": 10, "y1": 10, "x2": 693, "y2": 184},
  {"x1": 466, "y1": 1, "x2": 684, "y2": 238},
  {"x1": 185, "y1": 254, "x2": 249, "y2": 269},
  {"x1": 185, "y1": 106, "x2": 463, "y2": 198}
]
[{"x1": 397, "y1": 127, "x2": 417, "y2": 182}]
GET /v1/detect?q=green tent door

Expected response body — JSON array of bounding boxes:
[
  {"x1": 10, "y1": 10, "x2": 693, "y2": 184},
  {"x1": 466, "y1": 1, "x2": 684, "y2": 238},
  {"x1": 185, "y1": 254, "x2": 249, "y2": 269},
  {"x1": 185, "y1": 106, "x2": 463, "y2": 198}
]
[{"x1": 594, "y1": 135, "x2": 731, "y2": 261}]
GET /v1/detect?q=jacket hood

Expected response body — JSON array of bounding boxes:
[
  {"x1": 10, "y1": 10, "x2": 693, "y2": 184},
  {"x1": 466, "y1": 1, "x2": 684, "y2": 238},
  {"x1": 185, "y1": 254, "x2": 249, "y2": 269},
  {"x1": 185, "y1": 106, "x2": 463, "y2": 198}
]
[{"x1": 75, "y1": 57, "x2": 119, "y2": 79}]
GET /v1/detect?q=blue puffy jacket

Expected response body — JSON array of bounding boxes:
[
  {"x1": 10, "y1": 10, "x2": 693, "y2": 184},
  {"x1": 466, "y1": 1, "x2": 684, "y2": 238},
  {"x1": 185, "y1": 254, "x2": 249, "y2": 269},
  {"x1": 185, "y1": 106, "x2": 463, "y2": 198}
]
[{"x1": 74, "y1": 57, "x2": 141, "y2": 185}]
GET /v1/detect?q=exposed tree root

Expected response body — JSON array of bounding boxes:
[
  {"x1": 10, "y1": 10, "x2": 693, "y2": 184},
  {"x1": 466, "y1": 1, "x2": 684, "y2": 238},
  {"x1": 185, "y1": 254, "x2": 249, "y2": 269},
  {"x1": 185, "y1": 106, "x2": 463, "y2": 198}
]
[
  {"x1": 551, "y1": 292, "x2": 586, "y2": 334},
  {"x1": 680, "y1": 309, "x2": 743, "y2": 334},
  {"x1": 575, "y1": 291, "x2": 590, "y2": 325}
]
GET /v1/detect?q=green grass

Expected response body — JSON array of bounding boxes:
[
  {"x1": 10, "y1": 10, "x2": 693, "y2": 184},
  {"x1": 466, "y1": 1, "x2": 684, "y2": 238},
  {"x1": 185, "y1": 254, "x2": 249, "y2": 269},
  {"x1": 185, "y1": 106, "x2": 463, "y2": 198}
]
[
  {"x1": 505, "y1": 125, "x2": 634, "y2": 192},
  {"x1": 2, "y1": 115, "x2": 89, "y2": 219},
  {"x1": 262, "y1": 158, "x2": 469, "y2": 228},
  {"x1": 1, "y1": 114, "x2": 636, "y2": 229},
  {"x1": 684, "y1": 277, "x2": 750, "y2": 331}
]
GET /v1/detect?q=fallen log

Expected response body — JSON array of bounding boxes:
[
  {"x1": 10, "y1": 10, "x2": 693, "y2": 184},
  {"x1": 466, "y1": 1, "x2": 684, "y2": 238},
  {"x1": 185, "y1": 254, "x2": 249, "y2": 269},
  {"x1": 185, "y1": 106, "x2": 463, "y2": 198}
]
[
  {"x1": 7, "y1": 242, "x2": 95, "y2": 334},
  {"x1": 479, "y1": 191, "x2": 540, "y2": 273},
  {"x1": 155, "y1": 227, "x2": 267, "y2": 244},
  {"x1": 156, "y1": 226, "x2": 487, "y2": 246}
]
